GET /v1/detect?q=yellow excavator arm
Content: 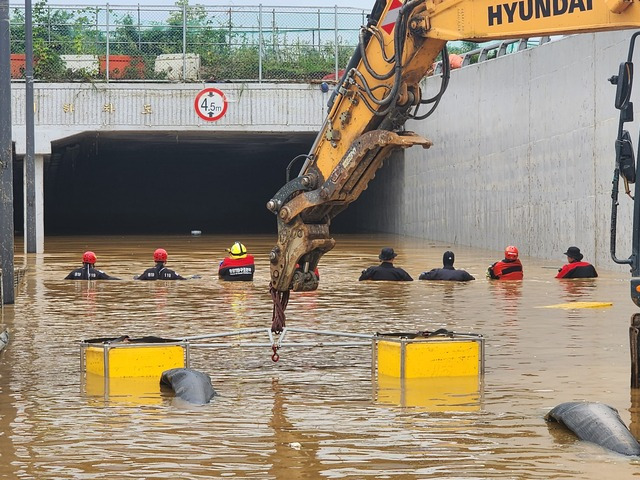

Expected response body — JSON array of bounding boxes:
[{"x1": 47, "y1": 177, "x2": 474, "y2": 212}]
[{"x1": 266, "y1": 0, "x2": 640, "y2": 331}]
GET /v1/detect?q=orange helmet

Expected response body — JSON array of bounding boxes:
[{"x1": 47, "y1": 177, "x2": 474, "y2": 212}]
[
  {"x1": 82, "y1": 251, "x2": 97, "y2": 264},
  {"x1": 505, "y1": 245, "x2": 519, "y2": 260},
  {"x1": 154, "y1": 248, "x2": 168, "y2": 263}
]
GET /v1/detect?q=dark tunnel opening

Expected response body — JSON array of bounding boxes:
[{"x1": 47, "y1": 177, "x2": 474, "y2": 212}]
[
  {"x1": 12, "y1": 131, "x2": 375, "y2": 236},
  {"x1": 47, "y1": 131, "x2": 317, "y2": 235}
]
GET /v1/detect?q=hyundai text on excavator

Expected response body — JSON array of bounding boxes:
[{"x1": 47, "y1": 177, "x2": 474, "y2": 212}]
[{"x1": 266, "y1": 0, "x2": 640, "y2": 333}]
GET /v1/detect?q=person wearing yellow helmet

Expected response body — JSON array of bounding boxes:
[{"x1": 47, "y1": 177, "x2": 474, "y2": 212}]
[{"x1": 219, "y1": 242, "x2": 255, "y2": 281}]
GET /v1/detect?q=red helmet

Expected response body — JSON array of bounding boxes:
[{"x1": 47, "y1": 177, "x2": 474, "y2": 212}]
[
  {"x1": 505, "y1": 245, "x2": 519, "y2": 260},
  {"x1": 154, "y1": 248, "x2": 168, "y2": 263},
  {"x1": 82, "y1": 251, "x2": 97, "y2": 264}
]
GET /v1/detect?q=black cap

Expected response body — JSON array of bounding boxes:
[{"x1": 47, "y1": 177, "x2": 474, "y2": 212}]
[
  {"x1": 563, "y1": 246, "x2": 583, "y2": 261},
  {"x1": 443, "y1": 251, "x2": 455, "y2": 266},
  {"x1": 379, "y1": 247, "x2": 398, "y2": 261}
]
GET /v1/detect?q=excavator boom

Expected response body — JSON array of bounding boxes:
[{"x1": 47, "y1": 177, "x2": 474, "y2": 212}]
[{"x1": 266, "y1": 0, "x2": 640, "y2": 331}]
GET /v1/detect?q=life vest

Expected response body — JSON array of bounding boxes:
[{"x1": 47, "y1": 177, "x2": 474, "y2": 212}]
[
  {"x1": 488, "y1": 259, "x2": 523, "y2": 280},
  {"x1": 556, "y1": 261, "x2": 598, "y2": 279},
  {"x1": 219, "y1": 255, "x2": 255, "y2": 281}
]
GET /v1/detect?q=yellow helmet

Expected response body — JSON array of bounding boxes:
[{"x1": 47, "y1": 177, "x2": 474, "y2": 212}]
[{"x1": 227, "y1": 242, "x2": 247, "y2": 259}]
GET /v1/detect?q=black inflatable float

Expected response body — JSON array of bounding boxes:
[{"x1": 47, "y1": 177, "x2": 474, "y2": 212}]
[
  {"x1": 546, "y1": 401, "x2": 640, "y2": 456},
  {"x1": 160, "y1": 368, "x2": 216, "y2": 405}
]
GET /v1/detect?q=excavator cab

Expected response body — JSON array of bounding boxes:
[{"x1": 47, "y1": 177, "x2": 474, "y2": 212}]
[{"x1": 610, "y1": 32, "x2": 640, "y2": 306}]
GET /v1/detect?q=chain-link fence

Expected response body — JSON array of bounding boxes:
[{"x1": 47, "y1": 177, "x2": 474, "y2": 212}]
[{"x1": 8, "y1": 3, "x2": 368, "y2": 82}]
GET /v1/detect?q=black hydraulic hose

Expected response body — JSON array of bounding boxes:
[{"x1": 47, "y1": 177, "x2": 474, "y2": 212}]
[
  {"x1": 610, "y1": 31, "x2": 640, "y2": 267},
  {"x1": 356, "y1": 0, "x2": 421, "y2": 116},
  {"x1": 285, "y1": 154, "x2": 311, "y2": 183},
  {"x1": 367, "y1": 27, "x2": 395, "y2": 64},
  {"x1": 420, "y1": 46, "x2": 451, "y2": 105},
  {"x1": 611, "y1": 166, "x2": 632, "y2": 265},
  {"x1": 411, "y1": 45, "x2": 451, "y2": 120},
  {"x1": 359, "y1": 28, "x2": 395, "y2": 80}
]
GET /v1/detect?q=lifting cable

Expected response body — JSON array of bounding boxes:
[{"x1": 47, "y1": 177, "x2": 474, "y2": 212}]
[{"x1": 270, "y1": 287, "x2": 289, "y2": 335}]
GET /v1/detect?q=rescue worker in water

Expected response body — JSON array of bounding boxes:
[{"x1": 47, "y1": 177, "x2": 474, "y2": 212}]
[
  {"x1": 556, "y1": 246, "x2": 598, "y2": 278},
  {"x1": 65, "y1": 251, "x2": 119, "y2": 280},
  {"x1": 487, "y1": 246, "x2": 524, "y2": 280},
  {"x1": 359, "y1": 247, "x2": 413, "y2": 281},
  {"x1": 135, "y1": 248, "x2": 186, "y2": 280},
  {"x1": 419, "y1": 251, "x2": 475, "y2": 281},
  {"x1": 219, "y1": 242, "x2": 255, "y2": 281}
]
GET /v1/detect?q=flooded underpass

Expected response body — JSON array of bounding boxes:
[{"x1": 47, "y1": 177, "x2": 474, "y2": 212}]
[
  {"x1": 1, "y1": 233, "x2": 639, "y2": 478},
  {"x1": 13, "y1": 130, "x2": 322, "y2": 234}
]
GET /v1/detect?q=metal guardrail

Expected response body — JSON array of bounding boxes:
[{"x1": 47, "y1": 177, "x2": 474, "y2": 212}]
[
  {"x1": 0, "y1": 266, "x2": 26, "y2": 307},
  {"x1": 432, "y1": 37, "x2": 552, "y2": 75},
  {"x1": 7, "y1": 3, "x2": 367, "y2": 83}
]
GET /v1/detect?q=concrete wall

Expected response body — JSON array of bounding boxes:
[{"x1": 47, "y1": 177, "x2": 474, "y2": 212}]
[
  {"x1": 350, "y1": 31, "x2": 637, "y2": 270},
  {"x1": 10, "y1": 83, "x2": 329, "y2": 155}
]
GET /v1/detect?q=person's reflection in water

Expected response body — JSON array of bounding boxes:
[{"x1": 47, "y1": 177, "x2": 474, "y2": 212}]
[
  {"x1": 153, "y1": 284, "x2": 170, "y2": 321},
  {"x1": 489, "y1": 281, "x2": 523, "y2": 322},
  {"x1": 559, "y1": 278, "x2": 598, "y2": 300},
  {"x1": 220, "y1": 282, "x2": 252, "y2": 328},
  {"x1": 427, "y1": 282, "x2": 461, "y2": 325}
]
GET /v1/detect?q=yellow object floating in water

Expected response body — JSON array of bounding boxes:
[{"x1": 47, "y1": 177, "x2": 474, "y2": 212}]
[
  {"x1": 375, "y1": 333, "x2": 484, "y2": 378},
  {"x1": 540, "y1": 301, "x2": 613, "y2": 309}
]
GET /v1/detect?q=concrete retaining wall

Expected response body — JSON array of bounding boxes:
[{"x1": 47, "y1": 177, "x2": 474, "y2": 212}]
[{"x1": 349, "y1": 31, "x2": 637, "y2": 270}]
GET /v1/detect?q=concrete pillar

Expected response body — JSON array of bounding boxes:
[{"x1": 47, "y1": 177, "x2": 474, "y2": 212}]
[
  {"x1": 24, "y1": 154, "x2": 35, "y2": 253},
  {"x1": 24, "y1": 154, "x2": 44, "y2": 253},
  {"x1": 0, "y1": 0, "x2": 14, "y2": 304}
]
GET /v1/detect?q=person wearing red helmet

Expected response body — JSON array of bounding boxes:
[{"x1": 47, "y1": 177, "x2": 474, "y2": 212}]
[
  {"x1": 556, "y1": 246, "x2": 598, "y2": 278},
  {"x1": 487, "y1": 245, "x2": 524, "y2": 280},
  {"x1": 135, "y1": 248, "x2": 186, "y2": 280},
  {"x1": 65, "y1": 251, "x2": 119, "y2": 280}
]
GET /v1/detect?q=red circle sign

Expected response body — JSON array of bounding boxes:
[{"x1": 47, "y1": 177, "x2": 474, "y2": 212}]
[{"x1": 194, "y1": 88, "x2": 228, "y2": 121}]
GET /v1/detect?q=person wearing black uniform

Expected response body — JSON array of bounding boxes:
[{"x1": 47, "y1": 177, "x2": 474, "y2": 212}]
[
  {"x1": 359, "y1": 247, "x2": 413, "y2": 281},
  {"x1": 65, "y1": 251, "x2": 119, "y2": 280},
  {"x1": 419, "y1": 251, "x2": 475, "y2": 281},
  {"x1": 135, "y1": 248, "x2": 185, "y2": 280}
]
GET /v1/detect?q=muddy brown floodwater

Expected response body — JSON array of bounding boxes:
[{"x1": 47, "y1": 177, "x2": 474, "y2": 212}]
[{"x1": 1, "y1": 233, "x2": 639, "y2": 479}]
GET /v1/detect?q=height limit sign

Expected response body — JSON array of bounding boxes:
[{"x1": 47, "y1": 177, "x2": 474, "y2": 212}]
[{"x1": 194, "y1": 88, "x2": 228, "y2": 121}]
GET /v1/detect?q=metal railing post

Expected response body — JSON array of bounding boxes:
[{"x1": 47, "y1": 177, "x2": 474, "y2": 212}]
[
  {"x1": 137, "y1": 3, "x2": 141, "y2": 50},
  {"x1": 334, "y1": 5, "x2": 339, "y2": 81},
  {"x1": 258, "y1": 4, "x2": 263, "y2": 82},
  {"x1": 316, "y1": 9, "x2": 320, "y2": 50},
  {"x1": 105, "y1": 3, "x2": 110, "y2": 82},
  {"x1": 182, "y1": 2, "x2": 187, "y2": 81}
]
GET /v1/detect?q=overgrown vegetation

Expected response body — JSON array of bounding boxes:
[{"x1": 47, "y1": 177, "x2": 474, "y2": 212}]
[{"x1": 8, "y1": 0, "x2": 360, "y2": 82}]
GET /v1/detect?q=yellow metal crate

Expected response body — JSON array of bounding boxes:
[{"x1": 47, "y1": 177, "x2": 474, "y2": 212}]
[
  {"x1": 376, "y1": 375, "x2": 481, "y2": 411},
  {"x1": 81, "y1": 338, "x2": 187, "y2": 378},
  {"x1": 374, "y1": 333, "x2": 484, "y2": 379},
  {"x1": 85, "y1": 373, "x2": 164, "y2": 405}
]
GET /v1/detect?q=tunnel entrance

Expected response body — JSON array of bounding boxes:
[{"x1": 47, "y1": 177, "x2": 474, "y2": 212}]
[{"x1": 43, "y1": 131, "x2": 318, "y2": 235}]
